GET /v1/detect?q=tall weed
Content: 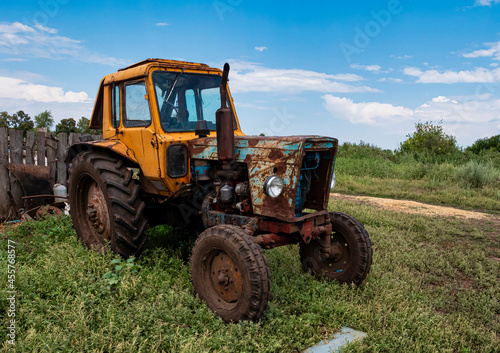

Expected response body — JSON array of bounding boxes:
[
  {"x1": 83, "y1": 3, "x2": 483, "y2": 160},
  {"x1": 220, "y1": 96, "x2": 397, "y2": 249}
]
[{"x1": 456, "y1": 160, "x2": 500, "y2": 189}]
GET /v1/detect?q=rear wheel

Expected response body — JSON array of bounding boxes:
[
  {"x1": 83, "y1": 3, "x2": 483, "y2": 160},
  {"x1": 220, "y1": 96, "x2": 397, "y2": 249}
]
[
  {"x1": 191, "y1": 225, "x2": 271, "y2": 322},
  {"x1": 300, "y1": 212, "x2": 372, "y2": 285},
  {"x1": 68, "y1": 152, "x2": 147, "y2": 257}
]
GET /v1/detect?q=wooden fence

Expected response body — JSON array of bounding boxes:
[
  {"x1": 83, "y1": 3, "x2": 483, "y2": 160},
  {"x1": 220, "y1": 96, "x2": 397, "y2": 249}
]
[{"x1": 0, "y1": 128, "x2": 101, "y2": 221}]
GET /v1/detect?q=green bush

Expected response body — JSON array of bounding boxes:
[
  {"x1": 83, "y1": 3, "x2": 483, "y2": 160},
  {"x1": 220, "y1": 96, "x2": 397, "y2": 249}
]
[
  {"x1": 456, "y1": 160, "x2": 499, "y2": 189},
  {"x1": 399, "y1": 122, "x2": 460, "y2": 157},
  {"x1": 338, "y1": 141, "x2": 394, "y2": 160}
]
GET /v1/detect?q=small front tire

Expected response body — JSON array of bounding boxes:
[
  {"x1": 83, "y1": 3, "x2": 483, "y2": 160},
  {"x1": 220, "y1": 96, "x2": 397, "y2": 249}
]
[
  {"x1": 300, "y1": 212, "x2": 373, "y2": 285},
  {"x1": 191, "y1": 225, "x2": 271, "y2": 322}
]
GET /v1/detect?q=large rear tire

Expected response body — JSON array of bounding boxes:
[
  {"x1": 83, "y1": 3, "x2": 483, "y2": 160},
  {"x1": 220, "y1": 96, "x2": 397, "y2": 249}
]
[
  {"x1": 68, "y1": 152, "x2": 147, "y2": 257},
  {"x1": 300, "y1": 212, "x2": 372, "y2": 285},
  {"x1": 191, "y1": 225, "x2": 271, "y2": 322}
]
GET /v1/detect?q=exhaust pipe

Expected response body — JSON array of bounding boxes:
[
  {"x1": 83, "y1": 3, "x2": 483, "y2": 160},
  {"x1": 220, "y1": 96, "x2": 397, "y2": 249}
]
[{"x1": 216, "y1": 63, "x2": 235, "y2": 163}]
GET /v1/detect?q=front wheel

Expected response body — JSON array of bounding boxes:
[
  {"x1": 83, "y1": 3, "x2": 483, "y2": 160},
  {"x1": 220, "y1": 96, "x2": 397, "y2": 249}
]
[
  {"x1": 300, "y1": 212, "x2": 373, "y2": 285},
  {"x1": 191, "y1": 225, "x2": 271, "y2": 322}
]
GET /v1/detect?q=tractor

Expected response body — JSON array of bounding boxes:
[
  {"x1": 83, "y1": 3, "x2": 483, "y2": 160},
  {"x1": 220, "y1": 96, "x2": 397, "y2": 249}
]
[{"x1": 66, "y1": 59, "x2": 373, "y2": 322}]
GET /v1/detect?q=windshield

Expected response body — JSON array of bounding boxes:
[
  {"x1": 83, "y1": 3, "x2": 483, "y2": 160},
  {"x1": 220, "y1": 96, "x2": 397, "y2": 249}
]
[{"x1": 152, "y1": 71, "x2": 235, "y2": 132}]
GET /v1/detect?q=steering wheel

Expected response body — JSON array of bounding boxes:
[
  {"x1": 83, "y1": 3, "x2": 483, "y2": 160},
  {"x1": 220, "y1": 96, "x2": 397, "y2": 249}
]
[{"x1": 163, "y1": 101, "x2": 189, "y2": 129}]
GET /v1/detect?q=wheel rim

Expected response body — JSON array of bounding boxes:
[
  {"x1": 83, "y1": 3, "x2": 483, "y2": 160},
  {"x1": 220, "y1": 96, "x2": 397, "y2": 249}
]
[
  {"x1": 326, "y1": 231, "x2": 351, "y2": 276},
  {"x1": 302, "y1": 230, "x2": 352, "y2": 279},
  {"x1": 204, "y1": 250, "x2": 243, "y2": 308},
  {"x1": 77, "y1": 174, "x2": 111, "y2": 246}
]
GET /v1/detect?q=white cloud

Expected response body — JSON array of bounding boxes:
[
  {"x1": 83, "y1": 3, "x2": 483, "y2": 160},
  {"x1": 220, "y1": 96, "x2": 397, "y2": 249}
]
[
  {"x1": 463, "y1": 41, "x2": 500, "y2": 61},
  {"x1": 322, "y1": 94, "x2": 500, "y2": 145},
  {"x1": 228, "y1": 61, "x2": 379, "y2": 94},
  {"x1": 322, "y1": 96, "x2": 413, "y2": 125},
  {"x1": 432, "y1": 96, "x2": 451, "y2": 103},
  {"x1": 0, "y1": 21, "x2": 129, "y2": 67},
  {"x1": 350, "y1": 63, "x2": 382, "y2": 73},
  {"x1": 2, "y1": 58, "x2": 26, "y2": 62},
  {"x1": 404, "y1": 66, "x2": 500, "y2": 83},
  {"x1": 255, "y1": 46, "x2": 268, "y2": 52},
  {"x1": 378, "y1": 77, "x2": 403, "y2": 83},
  {"x1": 390, "y1": 54, "x2": 413, "y2": 60},
  {"x1": 0, "y1": 76, "x2": 90, "y2": 103},
  {"x1": 156, "y1": 22, "x2": 169, "y2": 26},
  {"x1": 34, "y1": 24, "x2": 58, "y2": 34},
  {"x1": 475, "y1": 0, "x2": 500, "y2": 6}
]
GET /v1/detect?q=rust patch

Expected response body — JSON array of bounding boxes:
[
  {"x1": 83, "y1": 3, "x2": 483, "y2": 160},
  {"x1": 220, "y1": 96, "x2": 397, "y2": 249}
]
[
  {"x1": 268, "y1": 149, "x2": 284, "y2": 160},
  {"x1": 247, "y1": 139, "x2": 259, "y2": 147}
]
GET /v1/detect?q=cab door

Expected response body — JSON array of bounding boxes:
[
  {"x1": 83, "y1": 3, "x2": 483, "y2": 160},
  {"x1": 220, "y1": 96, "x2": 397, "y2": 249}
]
[{"x1": 114, "y1": 80, "x2": 161, "y2": 181}]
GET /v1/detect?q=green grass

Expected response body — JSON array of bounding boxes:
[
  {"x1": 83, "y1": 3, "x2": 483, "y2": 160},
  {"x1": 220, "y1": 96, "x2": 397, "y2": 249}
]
[{"x1": 1, "y1": 201, "x2": 499, "y2": 352}]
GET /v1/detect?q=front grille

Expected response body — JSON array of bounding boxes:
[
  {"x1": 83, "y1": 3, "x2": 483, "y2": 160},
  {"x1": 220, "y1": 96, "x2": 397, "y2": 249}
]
[{"x1": 295, "y1": 151, "x2": 332, "y2": 217}]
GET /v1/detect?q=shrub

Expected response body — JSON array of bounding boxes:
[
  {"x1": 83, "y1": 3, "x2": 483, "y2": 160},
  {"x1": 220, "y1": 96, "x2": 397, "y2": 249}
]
[
  {"x1": 338, "y1": 141, "x2": 394, "y2": 160},
  {"x1": 456, "y1": 160, "x2": 499, "y2": 189},
  {"x1": 399, "y1": 122, "x2": 460, "y2": 157}
]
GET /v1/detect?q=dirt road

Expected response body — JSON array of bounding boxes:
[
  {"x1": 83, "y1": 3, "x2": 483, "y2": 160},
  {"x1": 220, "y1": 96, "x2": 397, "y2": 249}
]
[{"x1": 331, "y1": 193, "x2": 497, "y2": 221}]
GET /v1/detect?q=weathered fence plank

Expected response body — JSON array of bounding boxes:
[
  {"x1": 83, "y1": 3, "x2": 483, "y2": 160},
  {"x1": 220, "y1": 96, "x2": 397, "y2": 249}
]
[
  {"x1": 69, "y1": 133, "x2": 81, "y2": 146},
  {"x1": 46, "y1": 132, "x2": 57, "y2": 188},
  {"x1": 8, "y1": 129, "x2": 24, "y2": 211},
  {"x1": 0, "y1": 128, "x2": 10, "y2": 219},
  {"x1": 26, "y1": 131, "x2": 35, "y2": 165},
  {"x1": 37, "y1": 131, "x2": 46, "y2": 167},
  {"x1": 9, "y1": 129, "x2": 23, "y2": 164},
  {"x1": 57, "y1": 133, "x2": 68, "y2": 186}
]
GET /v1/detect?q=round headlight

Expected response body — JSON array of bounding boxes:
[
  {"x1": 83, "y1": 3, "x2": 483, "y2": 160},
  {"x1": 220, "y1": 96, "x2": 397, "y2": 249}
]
[
  {"x1": 264, "y1": 176, "x2": 284, "y2": 198},
  {"x1": 330, "y1": 172, "x2": 336, "y2": 189}
]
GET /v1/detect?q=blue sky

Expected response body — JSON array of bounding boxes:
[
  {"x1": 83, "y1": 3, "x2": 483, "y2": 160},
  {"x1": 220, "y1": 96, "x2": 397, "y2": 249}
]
[{"x1": 0, "y1": 0, "x2": 499, "y2": 149}]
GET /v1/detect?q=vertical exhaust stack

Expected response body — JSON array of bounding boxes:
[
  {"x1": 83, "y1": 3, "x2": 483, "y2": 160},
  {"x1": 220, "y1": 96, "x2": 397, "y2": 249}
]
[{"x1": 216, "y1": 63, "x2": 235, "y2": 163}]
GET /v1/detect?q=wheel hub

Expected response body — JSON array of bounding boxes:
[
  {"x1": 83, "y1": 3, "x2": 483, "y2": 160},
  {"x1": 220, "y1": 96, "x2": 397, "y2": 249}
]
[
  {"x1": 209, "y1": 252, "x2": 242, "y2": 304},
  {"x1": 84, "y1": 181, "x2": 110, "y2": 242},
  {"x1": 329, "y1": 244, "x2": 344, "y2": 261}
]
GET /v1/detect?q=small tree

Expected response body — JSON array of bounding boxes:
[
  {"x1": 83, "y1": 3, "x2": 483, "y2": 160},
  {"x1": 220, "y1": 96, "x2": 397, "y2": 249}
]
[
  {"x1": 56, "y1": 118, "x2": 78, "y2": 135},
  {"x1": 399, "y1": 121, "x2": 459, "y2": 156},
  {"x1": 9, "y1": 110, "x2": 34, "y2": 136},
  {"x1": 0, "y1": 111, "x2": 10, "y2": 128},
  {"x1": 34, "y1": 110, "x2": 54, "y2": 131},
  {"x1": 77, "y1": 116, "x2": 102, "y2": 135}
]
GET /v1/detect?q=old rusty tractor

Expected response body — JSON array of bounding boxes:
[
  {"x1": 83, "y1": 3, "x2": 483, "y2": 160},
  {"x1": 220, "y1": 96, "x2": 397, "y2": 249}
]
[{"x1": 66, "y1": 59, "x2": 373, "y2": 322}]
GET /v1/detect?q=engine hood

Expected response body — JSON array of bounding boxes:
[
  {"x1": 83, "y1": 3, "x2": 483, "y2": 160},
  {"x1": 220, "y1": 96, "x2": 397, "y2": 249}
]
[{"x1": 189, "y1": 135, "x2": 338, "y2": 222}]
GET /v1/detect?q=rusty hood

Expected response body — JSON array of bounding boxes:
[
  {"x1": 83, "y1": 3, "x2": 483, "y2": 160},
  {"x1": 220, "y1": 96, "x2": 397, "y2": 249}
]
[{"x1": 189, "y1": 135, "x2": 338, "y2": 222}]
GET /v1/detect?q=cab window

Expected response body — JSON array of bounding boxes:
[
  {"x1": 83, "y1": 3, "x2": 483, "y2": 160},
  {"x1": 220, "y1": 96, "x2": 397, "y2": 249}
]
[
  {"x1": 123, "y1": 81, "x2": 151, "y2": 127},
  {"x1": 111, "y1": 84, "x2": 120, "y2": 128}
]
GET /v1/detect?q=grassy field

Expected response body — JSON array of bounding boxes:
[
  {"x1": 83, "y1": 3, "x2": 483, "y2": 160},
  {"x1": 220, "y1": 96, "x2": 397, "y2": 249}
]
[
  {"x1": 1, "y1": 197, "x2": 499, "y2": 352},
  {"x1": 335, "y1": 142, "x2": 500, "y2": 213}
]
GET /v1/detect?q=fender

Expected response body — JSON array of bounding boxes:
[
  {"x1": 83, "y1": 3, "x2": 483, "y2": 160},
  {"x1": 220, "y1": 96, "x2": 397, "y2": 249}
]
[{"x1": 65, "y1": 139, "x2": 139, "y2": 165}]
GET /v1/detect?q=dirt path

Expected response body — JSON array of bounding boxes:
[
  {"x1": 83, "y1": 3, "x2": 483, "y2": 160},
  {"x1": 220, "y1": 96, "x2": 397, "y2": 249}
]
[{"x1": 331, "y1": 193, "x2": 498, "y2": 221}]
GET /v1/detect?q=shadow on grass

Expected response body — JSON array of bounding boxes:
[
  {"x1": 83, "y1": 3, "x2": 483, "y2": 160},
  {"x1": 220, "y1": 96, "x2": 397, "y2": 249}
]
[{"x1": 143, "y1": 224, "x2": 199, "y2": 263}]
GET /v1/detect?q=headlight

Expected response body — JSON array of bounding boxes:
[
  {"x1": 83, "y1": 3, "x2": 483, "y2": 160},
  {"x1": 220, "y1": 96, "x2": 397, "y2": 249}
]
[
  {"x1": 264, "y1": 176, "x2": 284, "y2": 198},
  {"x1": 330, "y1": 172, "x2": 336, "y2": 189}
]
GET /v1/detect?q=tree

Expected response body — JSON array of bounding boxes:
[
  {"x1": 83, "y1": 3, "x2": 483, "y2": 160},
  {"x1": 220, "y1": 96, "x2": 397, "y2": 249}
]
[
  {"x1": 399, "y1": 121, "x2": 459, "y2": 156},
  {"x1": 56, "y1": 118, "x2": 78, "y2": 135},
  {"x1": 77, "y1": 116, "x2": 102, "y2": 135},
  {"x1": 466, "y1": 135, "x2": 500, "y2": 154},
  {"x1": 9, "y1": 111, "x2": 34, "y2": 136},
  {"x1": 0, "y1": 111, "x2": 10, "y2": 128},
  {"x1": 34, "y1": 110, "x2": 54, "y2": 131}
]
